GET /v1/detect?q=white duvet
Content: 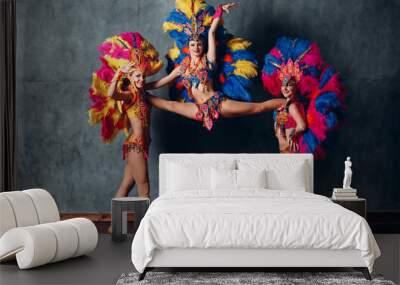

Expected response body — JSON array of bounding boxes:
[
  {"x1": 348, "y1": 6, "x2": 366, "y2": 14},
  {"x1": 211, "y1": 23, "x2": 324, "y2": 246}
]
[{"x1": 131, "y1": 190, "x2": 380, "y2": 273}]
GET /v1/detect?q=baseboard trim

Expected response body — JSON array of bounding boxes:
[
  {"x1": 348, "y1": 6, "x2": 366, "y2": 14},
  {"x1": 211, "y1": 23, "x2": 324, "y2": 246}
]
[
  {"x1": 60, "y1": 213, "x2": 135, "y2": 222},
  {"x1": 60, "y1": 213, "x2": 135, "y2": 234}
]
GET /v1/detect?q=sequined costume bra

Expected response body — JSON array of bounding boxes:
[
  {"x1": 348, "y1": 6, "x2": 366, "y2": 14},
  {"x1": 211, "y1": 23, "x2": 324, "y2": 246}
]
[
  {"x1": 116, "y1": 86, "x2": 151, "y2": 128},
  {"x1": 125, "y1": 92, "x2": 151, "y2": 128},
  {"x1": 180, "y1": 55, "x2": 216, "y2": 89}
]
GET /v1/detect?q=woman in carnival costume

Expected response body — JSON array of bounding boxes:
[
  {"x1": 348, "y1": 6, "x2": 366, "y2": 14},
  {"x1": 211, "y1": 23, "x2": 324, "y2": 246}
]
[
  {"x1": 146, "y1": 0, "x2": 285, "y2": 131},
  {"x1": 262, "y1": 37, "x2": 345, "y2": 158},
  {"x1": 88, "y1": 32, "x2": 163, "y2": 198}
]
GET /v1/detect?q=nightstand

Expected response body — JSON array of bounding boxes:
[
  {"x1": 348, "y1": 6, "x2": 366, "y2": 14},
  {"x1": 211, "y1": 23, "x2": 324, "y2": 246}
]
[
  {"x1": 111, "y1": 197, "x2": 150, "y2": 242},
  {"x1": 331, "y1": 198, "x2": 366, "y2": 219}
]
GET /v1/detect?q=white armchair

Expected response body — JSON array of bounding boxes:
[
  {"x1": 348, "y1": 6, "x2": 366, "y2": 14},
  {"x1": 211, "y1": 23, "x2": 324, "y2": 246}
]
[{"x1": 0, "y1": 189, "x2": 98, "y2": 269}]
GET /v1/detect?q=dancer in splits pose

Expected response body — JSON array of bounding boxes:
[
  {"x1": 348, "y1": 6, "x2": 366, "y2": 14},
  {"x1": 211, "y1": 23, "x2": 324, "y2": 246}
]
[{"x1": 145, "y1": 1, "x2": 285, "y2": 131}]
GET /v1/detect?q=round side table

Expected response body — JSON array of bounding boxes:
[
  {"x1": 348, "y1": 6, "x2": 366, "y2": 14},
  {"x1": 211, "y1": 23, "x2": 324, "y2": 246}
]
[{"x1": 111, "y1": 197, "x2": 150, "y2": 242}]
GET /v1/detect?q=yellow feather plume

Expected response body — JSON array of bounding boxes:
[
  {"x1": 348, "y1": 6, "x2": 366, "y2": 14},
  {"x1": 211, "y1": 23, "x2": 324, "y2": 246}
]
[
  {"x1": 140, "y1": 38, "x2": 163, "y2": 75},
  {"x1": 232, "y1": 60, "x2": 258, "y2": 79},
  {"x1": 109, "y1": 36, "x2": 130, "y2": 49},
  {"x1": 176, "y1": 0, "x2": 206, "y2": 19},
  {"x1": 88, "y1": 97, "x2": 114, "y2": 125},
  {"x1": 143, "y1": 48, "x2": 157, "y2": 59},
  {"x1": 88, "y1": 110, "x2": 102, "y2": 125},
  {"x1": 91, "y1": 74, "x2": 110, "y2": 97},
  {"x1": 227, "y1": 38, "x2": 252, "y2": 51},
  {"x1": 167, "y1": 44, "x2": 181, "y2": 60},
  {"x1": 203, "y1": 14, "x2": 213, "y2": 26},
  {"x1": 92, "y1": 83, "x2": 109, "y2": 98},
  {"x1": 163, "y1": 22, "x2": 184, "y2": 33},
  {"x1": 104, "y1": 56, "x2": 129, "y2": 71},
  {"x1": 147, "y1": 61, "x2": 163, "y2": 76}
]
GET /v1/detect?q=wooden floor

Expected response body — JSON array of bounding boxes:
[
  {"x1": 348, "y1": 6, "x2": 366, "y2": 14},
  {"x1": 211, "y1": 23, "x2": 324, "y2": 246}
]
[{"x1": 0, "y1": 234, "x2": 134, "y2": 285}]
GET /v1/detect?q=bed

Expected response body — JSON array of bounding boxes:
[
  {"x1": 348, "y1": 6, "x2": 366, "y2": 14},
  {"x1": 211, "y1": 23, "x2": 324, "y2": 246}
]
[{"x1": 131, "y1": 153, "x2": 380, "y2": 280}]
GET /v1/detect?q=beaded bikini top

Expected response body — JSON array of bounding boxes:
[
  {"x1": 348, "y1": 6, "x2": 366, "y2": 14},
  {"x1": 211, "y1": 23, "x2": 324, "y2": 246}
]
[
  {"x1": 180, "y1": 55, "x2": 216, "y2": 90},
  {"x1": 118, "y1": 87, "x2": 151, "y2": 128}
]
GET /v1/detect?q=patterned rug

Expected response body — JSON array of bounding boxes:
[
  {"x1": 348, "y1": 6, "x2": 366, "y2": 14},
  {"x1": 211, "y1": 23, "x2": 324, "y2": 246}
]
[{"x1": 116, "y1": 271, "x2": 396, "y2": 285}]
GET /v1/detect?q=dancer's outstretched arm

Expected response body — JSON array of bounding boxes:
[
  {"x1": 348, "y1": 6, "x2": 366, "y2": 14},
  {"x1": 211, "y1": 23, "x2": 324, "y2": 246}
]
[
  {"x1": 208, "y1": 2, "x2": 238, "y2": 63},
  {"x1": 207, "y1": 8, "x2": 220, "y2": 63},
  {"x1": 145, "y1": 67, "x2": 181, "y2": 90}
]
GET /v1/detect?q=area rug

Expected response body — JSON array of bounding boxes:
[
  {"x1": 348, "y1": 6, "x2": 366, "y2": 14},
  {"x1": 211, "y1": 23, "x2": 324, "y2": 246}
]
[{"x1": 116, "y1": 271, "x2": 396, "y2": 285}]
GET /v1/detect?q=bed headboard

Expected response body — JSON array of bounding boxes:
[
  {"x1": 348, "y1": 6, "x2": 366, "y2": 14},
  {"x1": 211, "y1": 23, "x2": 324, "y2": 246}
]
[{"x1": 159, "y1": 153, "x2": 314, "y2": 195}]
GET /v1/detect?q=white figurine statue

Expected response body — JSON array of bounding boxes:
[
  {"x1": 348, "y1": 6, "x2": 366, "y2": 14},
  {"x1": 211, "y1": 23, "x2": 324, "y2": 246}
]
[{"x1": 343, "y1": 157, "x2": 353, "y2": 189}]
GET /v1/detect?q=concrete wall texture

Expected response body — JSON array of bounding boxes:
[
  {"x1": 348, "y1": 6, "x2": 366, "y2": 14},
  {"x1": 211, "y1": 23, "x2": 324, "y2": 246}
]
[{"x1": 16, "y1": 0, "x2": 400, "y2": 212}]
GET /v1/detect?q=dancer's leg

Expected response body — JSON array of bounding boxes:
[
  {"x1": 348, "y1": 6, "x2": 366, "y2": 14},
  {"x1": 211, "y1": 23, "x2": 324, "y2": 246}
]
[
  {"x1": 220, "y1": 98, "x2": 285, "y2": 118},
  {"x1": 114, "y1": 162, "x2": 136, "y2": 198},
  {"x1": 148, "y1": 95, "x2": 198, "y2": 120},
  {"x1": 127, "y1": 150, "x2": 150, "y2": 198},
  {"x1": 109, "y1": 161, "x2": 136, "y2": 233}
]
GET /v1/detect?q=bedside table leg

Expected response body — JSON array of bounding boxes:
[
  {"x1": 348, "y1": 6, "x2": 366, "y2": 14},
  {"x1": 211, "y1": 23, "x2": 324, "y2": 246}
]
[
  {"x1": 354, "y1": 267, "x2": 371, "y2": 280},
  {"x1": 112, "y1": 201, "x2": 124, "y2": 241}
]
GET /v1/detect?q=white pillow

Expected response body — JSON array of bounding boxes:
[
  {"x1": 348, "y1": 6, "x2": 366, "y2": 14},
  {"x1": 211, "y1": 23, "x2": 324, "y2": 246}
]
[
  {"x1": 266, "y1": 163, "x2": 307, "y2": 191},
  {"x1": 237, "y1": 159, "x2": 308, "y2": 191},
  {"x1": 211, "y1": 169, "x2": 268, "y2": 190},
  {"x1": 167, "y1": 159, "x2": 235, "y2": 191},
  {"x1": 211, "y1": 168, "x2": 236, "y2": 190},
  {"x1": 237, "y1": 169, "x2": 267, "y2": 189},
  {"x1": 167, "y1": 162, "x2": 210, "y2": 191}
]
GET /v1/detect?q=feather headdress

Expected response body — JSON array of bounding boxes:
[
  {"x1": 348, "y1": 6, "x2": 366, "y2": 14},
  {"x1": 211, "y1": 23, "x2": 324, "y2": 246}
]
[{"x1": 88, "y1": 32, "x2": 163, "y2": 143}]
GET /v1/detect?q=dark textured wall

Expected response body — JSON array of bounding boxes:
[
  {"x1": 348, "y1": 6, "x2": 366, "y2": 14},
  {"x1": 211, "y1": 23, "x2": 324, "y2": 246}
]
[{"x1": 16, "y1": 0, "x2": 400, "y2": 212}]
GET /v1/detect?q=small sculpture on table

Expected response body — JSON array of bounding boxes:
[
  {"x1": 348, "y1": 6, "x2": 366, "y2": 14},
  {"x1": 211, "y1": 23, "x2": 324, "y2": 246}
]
[
  {"x1": 343, "y1": 157, "x2": 353, "y2": 189},
  {"x1": 332, "y1": 157, "x2": 358, "y2": 199}
]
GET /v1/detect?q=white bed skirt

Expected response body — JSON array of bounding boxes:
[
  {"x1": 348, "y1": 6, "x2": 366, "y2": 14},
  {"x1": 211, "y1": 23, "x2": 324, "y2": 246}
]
[{"x1": 148, "y1": 248, "x2": 366, "y2": 268}]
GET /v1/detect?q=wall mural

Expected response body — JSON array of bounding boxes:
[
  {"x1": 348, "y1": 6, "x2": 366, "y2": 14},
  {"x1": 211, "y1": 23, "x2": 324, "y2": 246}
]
[
  {"x1": 88, "y1": 0, "x2": 346, "y2": 200},
  {"x1": 14, "y1": 0, "x2": 400, "y2": 213}
]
